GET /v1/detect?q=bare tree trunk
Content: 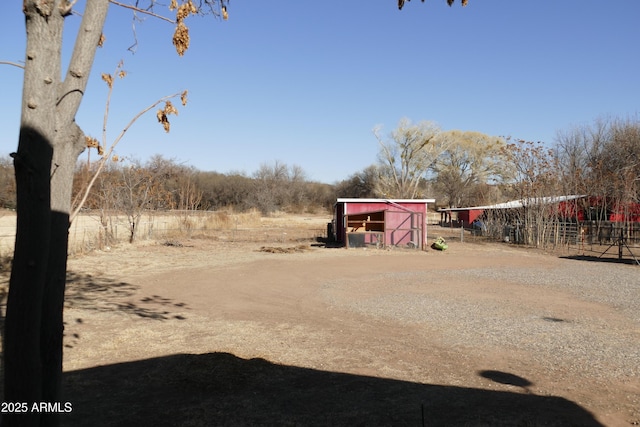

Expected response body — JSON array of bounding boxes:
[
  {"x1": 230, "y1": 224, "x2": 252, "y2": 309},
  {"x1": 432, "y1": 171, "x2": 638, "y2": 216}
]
[
  {"x1": 4, "y1": 128, "x2": 53, "y2": 427},
  {"x1": 41, "y1": 127, "x2": 85, "y2": 426},
  {"x1": 3, "y1": 2, "x2": 109, "y2": 425},
  {"x1": 4, "y1": 2, "x2": 62, "y2": 424}
]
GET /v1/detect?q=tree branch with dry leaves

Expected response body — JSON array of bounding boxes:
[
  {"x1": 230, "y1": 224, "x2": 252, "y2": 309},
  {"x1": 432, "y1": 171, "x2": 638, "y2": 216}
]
[
  {"x1": 109, "y1": 0, "x2": 230, "y2": 56},
  {"x1": 71, "y1": 63, "x2": 187, "y2": 222}
]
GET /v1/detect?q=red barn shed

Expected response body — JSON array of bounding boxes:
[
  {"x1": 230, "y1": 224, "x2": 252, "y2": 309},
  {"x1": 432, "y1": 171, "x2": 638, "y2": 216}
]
[{"x1": 332, "y1": 198, "x2": 435, "y2": 250}]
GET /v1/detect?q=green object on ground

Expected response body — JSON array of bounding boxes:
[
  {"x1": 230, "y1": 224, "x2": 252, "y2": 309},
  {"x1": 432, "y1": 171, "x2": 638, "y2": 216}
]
[{"x1": 432, "y1": 236, "x2": 448, "y2": 251}]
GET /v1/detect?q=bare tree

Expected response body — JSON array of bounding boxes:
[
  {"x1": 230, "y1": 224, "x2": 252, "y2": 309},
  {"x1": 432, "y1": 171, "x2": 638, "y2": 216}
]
[
  {"x1": 196, "y1": 171, "x2": 253, "y2": 210},
  {"x1": 146, "y1": 155, "x2": 204, "y2": 229},
  {"x1": 111, "y1": 160, "x2": 170, "y2": 243},
  {"x1": 0, "y1": 156, "x2": 17, "y2": 209},
  {"x1": 250, "y1": 161, "x2": 308, "y2": 214},
  {"x1": 431, "y1": 131, "x2": 510, "y2": 207},
  {"x1": 335, "y1": 165, "x2": 380, "y2": 198},
  {"x1": 554, "y1": 119, "x2": 610, "y2": 221},
  {"x1": 4, "y1": 4, "x2": 111, "y2": 423},
  {"x1": 85, "y1": 160, "x2": 123, "y2": 247},
  {"x1": 555, "y1": 116, "x2": 640, "y2": 224},
  {"x1": 374, "y1": 119, "x2": 447, "y2": 198},
  {"x1": 495, "y1": 139, "x2": 562, "y2": 247},
  {"x1": 596, "y1": 119, "x2": 640, "y2": 204}
]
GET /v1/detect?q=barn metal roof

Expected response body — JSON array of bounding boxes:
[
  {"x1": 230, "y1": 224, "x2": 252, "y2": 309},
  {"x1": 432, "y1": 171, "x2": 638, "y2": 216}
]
[{"x1": 437, "y1": 195, "x2": 587, "y2": 212}]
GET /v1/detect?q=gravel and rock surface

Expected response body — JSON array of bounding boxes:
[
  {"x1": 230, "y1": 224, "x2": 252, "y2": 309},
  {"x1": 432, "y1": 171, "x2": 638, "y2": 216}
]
[{"x1": 25, "y1": 226, "x2": 640, "y2": 426}]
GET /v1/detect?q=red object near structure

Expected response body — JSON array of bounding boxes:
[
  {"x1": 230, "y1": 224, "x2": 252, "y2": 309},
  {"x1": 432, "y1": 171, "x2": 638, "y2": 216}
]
[
  {"x1": 456, "y1": 209, "x2": 484, "y2": 226},
  {"x1": 332, "y1": 198, "x2": 435, "y2": 250},
  {"x1": 609, "y1": 203, "x2": 640, "y2": 222}
]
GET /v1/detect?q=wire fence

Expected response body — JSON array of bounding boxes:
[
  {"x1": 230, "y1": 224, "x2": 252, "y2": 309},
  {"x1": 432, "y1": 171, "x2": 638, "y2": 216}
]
[
  {"x1": 433, "y1": 220, "x2": 640, "y2": 263},
  {"x1": 0, "y1": 211, "x2": 329, "y2": 257}
]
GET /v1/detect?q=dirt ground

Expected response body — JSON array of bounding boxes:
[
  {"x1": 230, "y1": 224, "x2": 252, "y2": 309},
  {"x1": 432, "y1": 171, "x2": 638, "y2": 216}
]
[{"x1": 2, "y1": 217, "x2": 640, "y2": 426}]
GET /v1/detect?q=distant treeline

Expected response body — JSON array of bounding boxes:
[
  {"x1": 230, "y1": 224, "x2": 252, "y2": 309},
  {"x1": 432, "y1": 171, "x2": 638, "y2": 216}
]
[
  {"x1": 0, "y1": 115, "x2": 638, "y2": 220},
  {"x1": 0, "y1": 155, "x2": 372, "y2": 214}
]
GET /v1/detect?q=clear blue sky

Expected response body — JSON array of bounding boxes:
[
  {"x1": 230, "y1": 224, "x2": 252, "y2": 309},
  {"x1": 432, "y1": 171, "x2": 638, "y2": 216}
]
[{"x1": 1, "y1": 1, "x2": 639, "y2": 183}]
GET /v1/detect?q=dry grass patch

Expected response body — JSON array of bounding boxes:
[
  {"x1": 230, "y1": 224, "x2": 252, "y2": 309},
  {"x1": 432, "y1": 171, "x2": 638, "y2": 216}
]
[
  {"x1": 202, "y1": 209, "x2": 263, "y2": 230},
  {"x1": 258, "y1": 244, "x2": 311, "y2": 254}
]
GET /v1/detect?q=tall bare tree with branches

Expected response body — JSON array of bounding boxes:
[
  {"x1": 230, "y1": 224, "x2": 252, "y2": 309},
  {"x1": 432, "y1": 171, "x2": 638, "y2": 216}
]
[
  {"x1": 431, "y1": 131, "x2": 511, "y2": 208},
  {"x1": 374, "y1": 119, "x2": 449, "y2": 199}
]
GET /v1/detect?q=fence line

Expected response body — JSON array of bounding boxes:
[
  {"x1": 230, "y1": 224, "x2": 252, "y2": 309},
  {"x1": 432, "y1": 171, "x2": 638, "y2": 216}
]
[
  {"x1": 438, "y1": 220, "x2": 640, "y2": 253},
  {"x1": 0, "y1": 211, "x2": 327, "y2": 256}
]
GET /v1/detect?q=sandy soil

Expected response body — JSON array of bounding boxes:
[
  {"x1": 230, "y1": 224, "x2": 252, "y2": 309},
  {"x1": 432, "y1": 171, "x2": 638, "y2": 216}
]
[{"x1": 1, "y1": 215, "x2": 639, "y2": 426}]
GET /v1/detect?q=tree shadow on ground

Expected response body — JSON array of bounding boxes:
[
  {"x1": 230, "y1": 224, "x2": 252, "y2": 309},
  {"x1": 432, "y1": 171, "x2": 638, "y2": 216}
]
[
  {"x1": 0, "y1": 271, "x2": 189, "y2": 400},
  {"x1": 65, "y1": 271, "x2": 189, "y2": 320},
  {"x1": 0, "y1": 272, "x2": 174, "y2": 327},
  {"x1": 560, "y1": 254, "x2": 640, "y2": 266},
  {"x1": 62, "y1": 352, "x2": 603, "y2": 427},
  {"x1": 0, "y1": 271, "x2": 187, "y2": 359}
]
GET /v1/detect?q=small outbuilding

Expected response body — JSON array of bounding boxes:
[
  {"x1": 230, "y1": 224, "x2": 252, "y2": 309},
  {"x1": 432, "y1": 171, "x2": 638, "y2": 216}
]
[{"x1": 332, "y1": 198, "x2": 435, "y2": 250}]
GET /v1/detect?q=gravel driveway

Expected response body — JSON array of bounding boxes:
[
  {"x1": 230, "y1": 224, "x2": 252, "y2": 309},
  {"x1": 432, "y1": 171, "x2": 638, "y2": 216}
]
[{"x1": 54, "y1": 237, "x2": 640, "y2": 426}]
